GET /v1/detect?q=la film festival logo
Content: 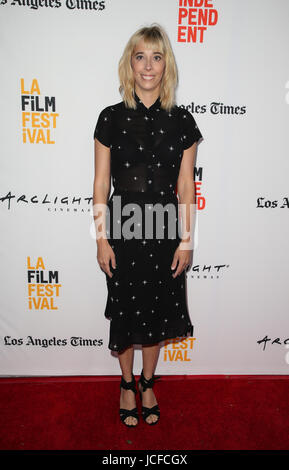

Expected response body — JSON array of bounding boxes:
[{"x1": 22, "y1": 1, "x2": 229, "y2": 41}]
[
  {"x1": 21, "y1": 78, "x2": 59, "y2": 144},
  {"x1": 27, "y1": 257, "x2": 61, "y2": 310},
  {"x1": 177, "y1": 0, "x2": 218, "y2": 43},
  {"x1": 163, "y1": 337, "x2": 196, "y2": 362}
]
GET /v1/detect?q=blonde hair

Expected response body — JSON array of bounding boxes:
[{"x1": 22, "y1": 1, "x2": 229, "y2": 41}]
[{"x1": 118, "y1": 23, "x2": 178, "y2": 112}]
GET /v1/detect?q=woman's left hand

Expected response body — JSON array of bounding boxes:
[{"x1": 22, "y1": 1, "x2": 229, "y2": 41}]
[{"x1": 171, "y1": 244, "x2": 193, "y2": 278}]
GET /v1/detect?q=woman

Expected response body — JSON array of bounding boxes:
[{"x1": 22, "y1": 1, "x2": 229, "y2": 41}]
[{"x1": 93, "y1": 24, "x2": 203, "y2": 427}]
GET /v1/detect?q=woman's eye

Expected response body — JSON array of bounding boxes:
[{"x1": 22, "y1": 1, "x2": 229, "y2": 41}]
[
  {"x1": 136, "y1": 55, "x2": 143, "y2": 60},
  {"x1": 154, "y1": 56, "x2": 162, "y2": 61}
]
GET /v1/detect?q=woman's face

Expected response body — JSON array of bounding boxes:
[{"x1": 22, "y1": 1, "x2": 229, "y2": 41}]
[{"x1": 131, "y1": 39, "x2": 165, "y2": 94}]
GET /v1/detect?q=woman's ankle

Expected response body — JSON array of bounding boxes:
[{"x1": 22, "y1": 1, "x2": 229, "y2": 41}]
[{"x1": 122, "y1": 373, "x2": 134, "y2": 382}]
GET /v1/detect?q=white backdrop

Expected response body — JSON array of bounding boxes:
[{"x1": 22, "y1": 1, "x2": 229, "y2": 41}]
[{"x1": 1, "y1": 0, "x2": 289, "y2": 376}]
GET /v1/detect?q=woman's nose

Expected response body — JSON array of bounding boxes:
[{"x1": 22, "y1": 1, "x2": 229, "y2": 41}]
[{"x1": 145, "y1": 60, "x2": 152, "y2": 70}]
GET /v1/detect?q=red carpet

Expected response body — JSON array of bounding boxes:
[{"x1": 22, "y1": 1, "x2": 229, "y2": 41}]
[{"x1": 0, "y1": 375, "x2": 288, "y2": 450}]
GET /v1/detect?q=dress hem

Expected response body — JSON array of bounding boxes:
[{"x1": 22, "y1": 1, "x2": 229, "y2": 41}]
[{"x1": 108, "y1": 324, "x2": 194, "y2": 353}]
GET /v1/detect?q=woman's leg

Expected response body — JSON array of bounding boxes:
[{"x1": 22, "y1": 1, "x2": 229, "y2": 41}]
[
  {"x1": 118, "y1": 344, "x2": 137, "y2": 426},
  {"x1": 140, "y1": 343, "x2": 161, "y2": 424}
]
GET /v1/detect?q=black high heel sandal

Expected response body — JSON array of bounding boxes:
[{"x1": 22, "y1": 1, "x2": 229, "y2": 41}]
[
  {"x1": 138, "y1": 369, "x2": 161, "y2": 425},
  {"x1": 119, "y1": 373, "x2": 139, "y2": 427}
]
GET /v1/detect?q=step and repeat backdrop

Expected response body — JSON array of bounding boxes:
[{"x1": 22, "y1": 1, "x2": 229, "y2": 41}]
[{"x1": 0, "y1": 0, "x2": 289, "y2": 376}]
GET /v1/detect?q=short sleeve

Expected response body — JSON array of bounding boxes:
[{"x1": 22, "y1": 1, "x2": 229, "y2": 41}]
[
  {"x1": 180, "y1": 108, "x2": 203, "y2": 150},
  {"x1": 93, "y1": 106, "x2": 112, "y2": 148}
]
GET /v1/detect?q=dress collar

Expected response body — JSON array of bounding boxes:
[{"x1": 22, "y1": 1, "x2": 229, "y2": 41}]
[{"x1": 134, "y1": 91, "x2": 161, "y2": 112}]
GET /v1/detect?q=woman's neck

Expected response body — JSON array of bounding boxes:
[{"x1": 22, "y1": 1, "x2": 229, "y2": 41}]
[{"x1": 134, "y1": 87, "x2": 160, "y2": 109}]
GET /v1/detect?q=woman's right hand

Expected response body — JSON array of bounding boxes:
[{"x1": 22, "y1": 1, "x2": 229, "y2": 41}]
[{"x1": 97, "y1": 239, "x2": 116, "y2": 278}]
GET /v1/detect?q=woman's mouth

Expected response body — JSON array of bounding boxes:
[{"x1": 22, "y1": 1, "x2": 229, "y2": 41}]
[{"x1": 141, "y1": 75, "x2": 155, "y2": 80}]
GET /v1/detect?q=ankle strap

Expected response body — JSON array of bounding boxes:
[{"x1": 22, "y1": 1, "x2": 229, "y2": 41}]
[
  {"x1": 120, "y1": 374, "x2": 136, "y2": 393},
  {"x1": 140, "y1": 369, "x2": 161, "y2": 392}
]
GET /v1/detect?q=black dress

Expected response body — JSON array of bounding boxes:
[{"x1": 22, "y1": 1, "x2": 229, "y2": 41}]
[{"x1": 93, "y1": 91, "x2": 203, "y2": 352}]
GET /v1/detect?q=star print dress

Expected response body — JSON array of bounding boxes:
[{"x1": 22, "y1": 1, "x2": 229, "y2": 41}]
[{"x1": 93, "y1": 91, "x2": 203, "y2": 352}]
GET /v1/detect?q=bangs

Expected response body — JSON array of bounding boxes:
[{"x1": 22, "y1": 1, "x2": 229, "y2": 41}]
[{"x1": 134, "y1": 31, "x2": 165, "y2": 55}]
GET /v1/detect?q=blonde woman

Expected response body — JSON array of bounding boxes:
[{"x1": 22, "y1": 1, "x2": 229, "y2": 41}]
[{"x1": 93, "y1": 24, "x2": 203, "y2": 427}]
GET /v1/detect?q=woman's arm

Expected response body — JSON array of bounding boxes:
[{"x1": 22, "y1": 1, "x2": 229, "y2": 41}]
[
  {"x1": 177, "y1": 142, "x2": 198, "y2": 249},
  {"x1": 93, "y1": 138, "x2": 116, "y2": 277},
  {"x1": 170, "y1": 142, "x2": 197, "y2": 278},
  {"x1": 93, "y1": 137, "x2": 111, "y2": 239}
]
